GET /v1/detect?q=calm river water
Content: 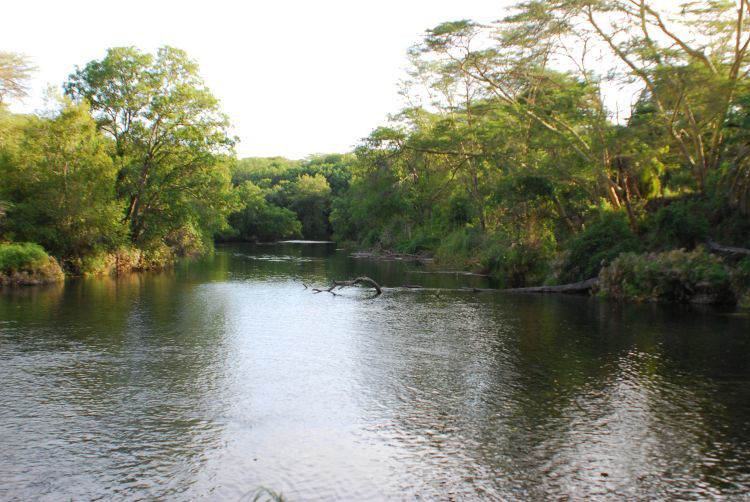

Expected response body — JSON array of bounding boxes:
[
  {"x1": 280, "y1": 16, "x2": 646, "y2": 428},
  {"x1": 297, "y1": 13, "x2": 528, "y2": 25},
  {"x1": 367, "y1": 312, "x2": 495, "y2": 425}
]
[{"x1": 1, "y1": 243, "x2": 750, "y2": 500}]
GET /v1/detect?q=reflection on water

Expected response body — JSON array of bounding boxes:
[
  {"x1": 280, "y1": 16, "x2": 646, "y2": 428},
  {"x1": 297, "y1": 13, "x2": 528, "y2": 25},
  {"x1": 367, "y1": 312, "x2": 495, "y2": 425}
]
[{"x1": 1, "y1": 243, "x2": 749, "y2": 500}]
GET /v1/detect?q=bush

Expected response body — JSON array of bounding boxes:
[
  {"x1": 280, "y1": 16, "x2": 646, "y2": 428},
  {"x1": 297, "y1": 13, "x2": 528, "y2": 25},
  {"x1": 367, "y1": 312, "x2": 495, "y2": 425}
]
[
  {"x1": 559, "y1": 211, "x2": 639, "y2": 283},
  {"x1": 483, "y1": 242, "x2": 551, "y2": 288},
  {"x1": 395, "y1": 228, "x2": 439, "y2": 254},
  {"x1": 0, "y1": 242, "x2": 50, "y2": 273},
  {"x1": 76, "y1": 247, "x2": 144, "y2": 276},
  {"x1": 435, "y1": 228, "x2": 553, "y2": 287},
  {"x1": 0, "y1": 242, "x2": 64, "y2": 285},
  {"x1": 599, "y1": 249, "x2": 735, "y2": 304},
  {"x1": 434, "y1": 227, "x2": 485, "y2": 269},
  {"x1": 646, "y1": 197, "x2": 710, "y2": 250}
]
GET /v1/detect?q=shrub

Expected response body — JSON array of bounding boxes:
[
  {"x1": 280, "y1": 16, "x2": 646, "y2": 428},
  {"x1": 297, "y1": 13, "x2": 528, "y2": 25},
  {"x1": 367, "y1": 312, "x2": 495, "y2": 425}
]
[
  {"x1": 647, "y1": 197, "x2": 710, "y2": 250},
  {"x1": 559, "y1": 211, "x2": 639, "y2": 283},
  {"x1": 434, "y1": 227, "x2": 485, "y2": 269},
  {"x1": 0, "y1": 242, "x2": 64, "y2": 285},
  {"x1": 76, "y1": 247, "x2": 144, "y2": 276},
  {"x1": 599, "y1": 249, "x2": 735, "y2": 304},
  {"x1": 0, "y1": 242, "x2": 50, "y2": 273},
  {"x1": 395, "y1": 230, "x2": 439, "y2": 254},
  {"x1": 483, "y1": 242, "x2": 551, "y2": 288},
  {"x1": 435, "y1": 228, "x2": 553, "y2": 287}
]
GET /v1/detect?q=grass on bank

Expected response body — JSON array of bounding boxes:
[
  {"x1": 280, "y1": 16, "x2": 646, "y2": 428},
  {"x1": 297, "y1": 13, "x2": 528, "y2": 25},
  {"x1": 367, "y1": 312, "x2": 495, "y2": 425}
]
[{"x1": 0, "y1": 242, "x2": 64, "y2": 285}]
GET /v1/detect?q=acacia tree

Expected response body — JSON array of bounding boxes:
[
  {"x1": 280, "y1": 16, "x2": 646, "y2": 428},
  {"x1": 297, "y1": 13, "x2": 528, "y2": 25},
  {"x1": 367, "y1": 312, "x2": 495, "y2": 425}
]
[
  {"x1": 0, "y1": 52, "x2": 35, "y2": 105},
  {"x1": 64, "y1": 46, "x2": 237, "y2": 251},
  {"x1": 412, "y1": 19, "x2": 638, "y2": 223},
  {"x1": 508, "y1": 0, "x2": 750, "y2": 192},
  {"x1": 406, "y1": 1, "x2": 750, "y2": 226}
]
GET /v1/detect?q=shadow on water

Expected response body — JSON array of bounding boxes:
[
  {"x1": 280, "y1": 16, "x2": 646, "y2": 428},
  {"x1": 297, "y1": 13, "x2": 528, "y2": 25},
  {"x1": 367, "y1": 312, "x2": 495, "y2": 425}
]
[{"x1": 1, "y1": 242, "x2": 749, "y2": 500}]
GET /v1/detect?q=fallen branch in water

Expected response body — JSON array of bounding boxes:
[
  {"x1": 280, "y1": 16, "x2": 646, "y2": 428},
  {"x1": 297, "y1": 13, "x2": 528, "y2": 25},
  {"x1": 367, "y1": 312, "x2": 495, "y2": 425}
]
[
  {"x1": 350, "y1": 251, "x2": 433, "y2": 263},
  {"x1": 503, "y1": 277, "x2": 598, "y2": 294},
  {"x1": 707, "y1": 241, "x2": 750, "y2": 261},
  {"x1": 399, "y1": 285, "x2": 498, "y2": 293},
  {"x1": 309, "y1": 277, "x2": 596, "y2": 296},
  {"x1": 311, "y1": 276, "x2": 383, "y2": 296}
]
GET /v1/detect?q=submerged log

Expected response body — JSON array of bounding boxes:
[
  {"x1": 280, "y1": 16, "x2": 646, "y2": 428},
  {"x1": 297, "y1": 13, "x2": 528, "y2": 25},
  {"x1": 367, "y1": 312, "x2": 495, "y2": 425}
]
[
  {"x1": 350, "y1": 251, "x2": 433, "y2": 262},
  {"x1": 309, "y1": 277, "x2": 597, "y2": 297},
  {"x1": 707, "y1": 241, "x2": 750, "y2": 261},
  {"x1": 504, "y1": 277, "x2": 598, "y2": 295},
  {"x1": 312, "y1": 276, "x2": 383, "y2": 296}
]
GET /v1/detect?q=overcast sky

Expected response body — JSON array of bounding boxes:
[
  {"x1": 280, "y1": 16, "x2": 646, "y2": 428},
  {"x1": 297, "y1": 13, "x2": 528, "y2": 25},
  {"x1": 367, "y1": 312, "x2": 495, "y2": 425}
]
[{"x1": 2, "y1": 0, "x2": 515, "y2": 159}]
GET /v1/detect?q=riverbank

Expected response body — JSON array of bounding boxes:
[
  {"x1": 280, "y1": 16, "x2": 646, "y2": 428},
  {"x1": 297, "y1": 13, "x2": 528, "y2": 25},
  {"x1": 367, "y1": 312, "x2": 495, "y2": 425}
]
[
  {"x1": 0, "y1": 243, "x2": 64, "y2": 286},
  {"x1": 347, "y1": 241, "x2": 750, "y2": 308},
  {"x1": 0, "y1": 241, "x2": 181, "y2": 287},
  {"x1": 5, "y1": 237, "x2": 750, "y2": 310}
]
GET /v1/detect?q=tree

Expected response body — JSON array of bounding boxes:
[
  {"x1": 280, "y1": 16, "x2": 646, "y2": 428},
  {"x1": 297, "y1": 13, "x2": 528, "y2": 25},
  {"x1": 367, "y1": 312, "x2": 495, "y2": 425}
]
[
  {"x1": 0, "y1": 101, "x2": 125, "y2": 265},
  {"x1": 504, "y1": 0, "x2": 750, "y2": 192},
  {"x1": 0, "y1": 52, "x2": 35, "y2": 105},
  {"x1": 225, "y1": 181, "x2": 302, "y2": 242},
  {"x1": 289, "y1": 173, "x2": 332, "y2": 239},
  {"x1": 64, "y1": 46, "x2": 237, "y2": 252}
]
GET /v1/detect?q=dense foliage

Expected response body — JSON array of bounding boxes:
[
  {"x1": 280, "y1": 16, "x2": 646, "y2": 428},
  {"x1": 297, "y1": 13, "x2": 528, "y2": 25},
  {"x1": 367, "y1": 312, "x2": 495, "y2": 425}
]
[
  {"x1": 599, "y1": 250, "x2": 734, "y2": 304},
  {"x1": 328, "y1": 0, "x2": 750, "y2": 291},
  {"x1": 219, "y1": 154, "x2": 354, "y2": 242},
  {"x1": 2, "y1": 0, "x2": 750, "y2": 300},
  {"x1": 1, "y1": 47, "x2": 238, "y2": 273},
  {"x1": 0, "y1": 242, "x2": 49, "y2": 273}
]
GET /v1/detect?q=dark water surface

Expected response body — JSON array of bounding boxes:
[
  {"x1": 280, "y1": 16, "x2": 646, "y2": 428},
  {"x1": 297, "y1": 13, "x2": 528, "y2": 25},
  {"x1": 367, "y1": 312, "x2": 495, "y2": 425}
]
[{"x1": 1, "y1": 243, "x2": 749, "y2": 500}]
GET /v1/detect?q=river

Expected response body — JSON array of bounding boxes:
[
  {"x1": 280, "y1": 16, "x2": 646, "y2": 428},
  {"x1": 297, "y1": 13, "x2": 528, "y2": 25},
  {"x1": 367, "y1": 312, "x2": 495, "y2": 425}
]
[{"x1": 1, "y1": 242, "x2": 749, "y2": 500}]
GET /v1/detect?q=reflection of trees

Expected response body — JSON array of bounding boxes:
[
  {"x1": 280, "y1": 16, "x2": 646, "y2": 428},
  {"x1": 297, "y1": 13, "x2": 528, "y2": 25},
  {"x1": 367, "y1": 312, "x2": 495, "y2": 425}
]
[
  {"x1": 0, "y1": 271, "x2": 233, "y2": 499},
  {"x1": 0, "y1": 281, "x2": 65, "y2": 320},
  {"x1": 349, "y1": 292, "x2": 750, "y2": 499}
]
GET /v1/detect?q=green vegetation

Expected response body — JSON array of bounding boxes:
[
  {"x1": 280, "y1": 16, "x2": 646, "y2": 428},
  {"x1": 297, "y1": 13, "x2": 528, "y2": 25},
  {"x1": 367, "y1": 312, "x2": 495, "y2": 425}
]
[
  {"x1": 219, "y1": 154, "x2": 354, "y2": 242},
  {"x1": 65, "y1": 46, "x2": 237, "y2": 255},
  {"x1": 559, "y1": 212, "x2": 640, "y2": 284},
  {"x1": 325, "y1": 0, "x2": 750, "y2": 302},
  {"x1": 0, "y1": 242, "x2": 49, "y2": 272},
  {"x1": 1, "y1": 46, "x2": 238, "y2": 277},
  {"x1": 599, "y1": 250, "x2": 735, "y2": 304},
  {"x1": 2, "y1": 1, "x2": 750, "y2": 305},
  {"x1": 0, "y1": 242, "x2": 63, "y2": 285}
]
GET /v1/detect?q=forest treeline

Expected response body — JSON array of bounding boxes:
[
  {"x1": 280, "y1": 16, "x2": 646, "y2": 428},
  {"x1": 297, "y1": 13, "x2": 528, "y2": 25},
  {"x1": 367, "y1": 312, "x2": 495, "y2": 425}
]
[{"x1": 1, "y1": 0, "x2": 750, "y2": 303}]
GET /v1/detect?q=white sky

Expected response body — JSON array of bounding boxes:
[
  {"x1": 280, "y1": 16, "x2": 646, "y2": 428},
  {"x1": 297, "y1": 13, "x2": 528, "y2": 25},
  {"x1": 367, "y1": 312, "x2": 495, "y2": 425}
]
[{"x1": 2, "y1": 0, "x2": 512, "y2": 159}]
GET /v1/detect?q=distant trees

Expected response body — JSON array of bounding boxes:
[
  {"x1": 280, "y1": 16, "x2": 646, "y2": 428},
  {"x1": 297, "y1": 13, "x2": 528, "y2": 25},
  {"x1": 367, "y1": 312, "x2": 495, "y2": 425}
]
[
  {"x1": 222, "y1": 154, "x2": 353, "y2": 242},
  {"x1": 227, "y1": 181, "x2": 301, "y2": 242}
]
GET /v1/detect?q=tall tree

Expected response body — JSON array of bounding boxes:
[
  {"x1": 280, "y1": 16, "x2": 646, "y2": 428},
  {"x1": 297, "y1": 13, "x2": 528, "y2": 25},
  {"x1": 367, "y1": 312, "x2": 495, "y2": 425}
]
[
  {"x1": 508, "y1": 0, "x2": 750, "y2": 191},
  {"x1": 64, "y1": 46, "x2": 237, "y2": 251}
]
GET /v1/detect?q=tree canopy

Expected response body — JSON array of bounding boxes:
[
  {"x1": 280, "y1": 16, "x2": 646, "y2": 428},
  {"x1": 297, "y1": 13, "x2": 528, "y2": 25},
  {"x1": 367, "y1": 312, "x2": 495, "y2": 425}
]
[{"x1": 65, "y1": 46, "x2": 237, "y2": 252}]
